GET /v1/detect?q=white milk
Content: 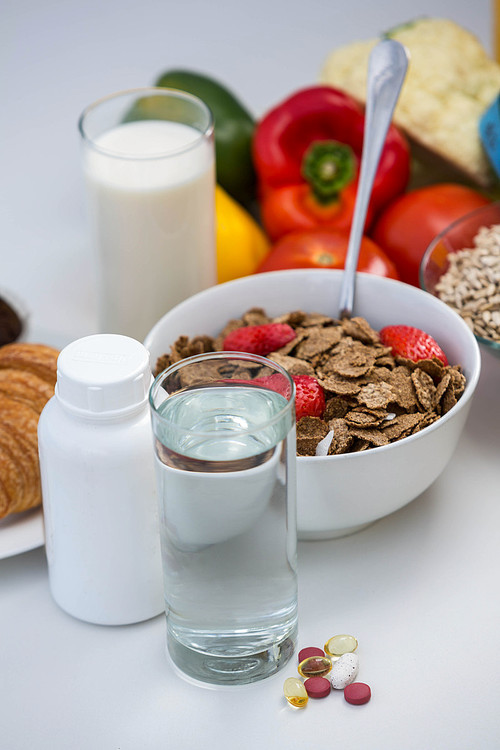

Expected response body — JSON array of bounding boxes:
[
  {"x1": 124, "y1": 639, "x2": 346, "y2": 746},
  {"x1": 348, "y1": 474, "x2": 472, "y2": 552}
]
[{"x1": 82, "y1": 120, "x2": 216, "y2": 342}]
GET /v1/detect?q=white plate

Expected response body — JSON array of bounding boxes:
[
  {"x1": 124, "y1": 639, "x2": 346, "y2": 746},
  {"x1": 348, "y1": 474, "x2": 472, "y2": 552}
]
[{"x1": 0, "y1": 507, "x2": 44, "y2": 559}]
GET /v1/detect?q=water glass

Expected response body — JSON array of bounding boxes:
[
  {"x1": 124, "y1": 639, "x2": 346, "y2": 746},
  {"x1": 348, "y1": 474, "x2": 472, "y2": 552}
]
[{"x1": 149, "y1": 352, "x2": 298, "y2": 684}]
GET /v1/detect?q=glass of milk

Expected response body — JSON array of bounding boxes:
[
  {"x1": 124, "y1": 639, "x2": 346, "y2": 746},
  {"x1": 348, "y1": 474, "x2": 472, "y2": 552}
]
[
  {"x1": 79, "y1": 88, "x2": 216, "y2": 342},
  {"x1": 149, "y1": 352, "x2": 298, "y2": 685}
]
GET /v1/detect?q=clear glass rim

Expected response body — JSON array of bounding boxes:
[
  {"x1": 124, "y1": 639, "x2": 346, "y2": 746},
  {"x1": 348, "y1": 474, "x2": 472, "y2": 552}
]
[
  {"x1": 149, "y1": 351, "x2": 296, "y2": 440},
  {"x1": 78, "y1": 87, "x2": 214, "y2": 160}
]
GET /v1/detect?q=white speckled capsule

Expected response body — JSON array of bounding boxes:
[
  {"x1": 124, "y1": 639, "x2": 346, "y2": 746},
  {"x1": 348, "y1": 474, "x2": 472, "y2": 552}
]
[{"x1": 330, "y1": 652, "x2": 360, "y2": 689}]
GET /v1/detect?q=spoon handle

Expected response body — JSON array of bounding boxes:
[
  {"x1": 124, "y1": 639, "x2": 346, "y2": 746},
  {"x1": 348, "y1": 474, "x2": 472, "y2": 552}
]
[{"x1": 338, "y1": 39, "x2": 409, "y2": 319}]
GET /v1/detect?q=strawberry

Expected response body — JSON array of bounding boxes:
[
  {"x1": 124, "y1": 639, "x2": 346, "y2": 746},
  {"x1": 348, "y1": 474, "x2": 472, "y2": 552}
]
[
  {"x1": 253, "y1": 373, "x2": 292, "y2": 400},
  {"x1": 224, "y1": 371, "x2": 324, "y2": 420},
  {"x1": 222, "y1": 323, "x2": 296, "y2": 356},
  {"x1": 379, "y1": 325, "x2": 448, "y2": 366},
  {"x1": 293, "y1": 375, "x2": 325, "y2": 420},
  {"x1": 230, "y1": 373, "x2": 293, "y2": 400}
]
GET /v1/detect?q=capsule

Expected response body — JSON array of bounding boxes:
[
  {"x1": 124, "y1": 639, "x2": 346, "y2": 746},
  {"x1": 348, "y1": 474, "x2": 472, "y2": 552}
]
[
  {"x1": 324, "y1": 634, "x2": 358, "y2": 658},
  {"x1": 283, "y1": 677, "x2": 308, "y2": 708},
  {"x1": 330, "y1": 652, "x2": 360, "y2": 689},
  {"x1": 297, "y1": 655, "x2": 332, "y2": 679}
]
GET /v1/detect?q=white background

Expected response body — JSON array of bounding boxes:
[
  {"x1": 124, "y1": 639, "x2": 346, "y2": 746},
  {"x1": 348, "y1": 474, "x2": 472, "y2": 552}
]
[{"x1": 2, "y1": 1, "x2": 500, "y2": 749}]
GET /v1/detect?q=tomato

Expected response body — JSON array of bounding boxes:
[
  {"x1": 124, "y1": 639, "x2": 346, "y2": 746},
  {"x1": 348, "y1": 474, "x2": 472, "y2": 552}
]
[
  {"x1": 255, "y1": 229, "x2": 399, "y2": 279},
  {"x1": 260, "y1": 180, "x2": 374, "y2": 242},
  {"x1": 371, "y1": 183, "x2": 490, "y2": 287}
]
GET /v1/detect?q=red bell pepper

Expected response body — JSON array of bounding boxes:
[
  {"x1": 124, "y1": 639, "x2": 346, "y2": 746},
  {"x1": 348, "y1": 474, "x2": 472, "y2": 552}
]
[{"x1": 253, "y1": 86, "x2": 410, "y2": 241}]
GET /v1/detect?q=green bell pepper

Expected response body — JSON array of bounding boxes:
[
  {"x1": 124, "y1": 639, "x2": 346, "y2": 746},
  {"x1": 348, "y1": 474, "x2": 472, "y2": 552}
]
[{"x1": 155, "y1": 69, "x2": 257, "y2": 208}]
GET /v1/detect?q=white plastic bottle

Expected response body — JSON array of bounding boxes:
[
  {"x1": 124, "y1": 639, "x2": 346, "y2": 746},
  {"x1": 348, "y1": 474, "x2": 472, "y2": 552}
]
[{"x1": 38, "y1": 334, "x2": 164, "y2": 625}]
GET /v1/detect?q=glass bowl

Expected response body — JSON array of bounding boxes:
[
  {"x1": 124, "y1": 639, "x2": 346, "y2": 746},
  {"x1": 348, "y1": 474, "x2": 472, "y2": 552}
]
[
  {"x1": 420, "y1": 201, "x2": 500, "y2": 358},
  {"x1": 0, "y1": 288, "x2": 29, "y2": 346}
]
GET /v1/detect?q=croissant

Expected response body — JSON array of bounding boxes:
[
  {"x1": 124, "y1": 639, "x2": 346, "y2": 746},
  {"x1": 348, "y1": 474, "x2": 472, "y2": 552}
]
[{"x1": 0, "y1": 343, "x2": 59, "y2": 519}]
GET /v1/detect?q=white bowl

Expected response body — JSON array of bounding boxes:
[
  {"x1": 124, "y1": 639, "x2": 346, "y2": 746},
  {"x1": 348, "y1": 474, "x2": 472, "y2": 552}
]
[{"x1": 145, "y1": 270, "x2": 481, "y2": 540}]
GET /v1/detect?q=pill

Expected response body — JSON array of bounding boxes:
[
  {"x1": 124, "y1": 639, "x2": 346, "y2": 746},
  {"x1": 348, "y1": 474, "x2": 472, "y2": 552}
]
[
  {"x1": 304, "y1": 676, "x2": 331, "y2": 698},
  {"x1": 283, "y1": 677, "x2": 308, "y2": 708},
  {"x1": 330, "y1": 652, "x2": 359, "y2": 689},
  {"x1": 298, "y1": 646, "x2": 325, "y2": 663},
  {"x1": 344, "y1": 682, "x2": 371, "y2": 705},
  {"x1": 324, "y1": 634, "x2": 358, "y2": 658},
  {"x1": 298, "y1": 655, "x2": 333, "y2": 679}
]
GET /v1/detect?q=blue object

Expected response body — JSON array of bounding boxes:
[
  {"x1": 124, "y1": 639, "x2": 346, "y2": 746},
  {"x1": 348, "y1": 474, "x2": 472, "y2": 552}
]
[{"x1": 479, "y1": 94, "x2": 500, "y2": 178}]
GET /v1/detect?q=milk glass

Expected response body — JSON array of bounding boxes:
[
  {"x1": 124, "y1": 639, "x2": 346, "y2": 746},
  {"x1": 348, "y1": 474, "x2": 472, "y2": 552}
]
[
  {"x1": 79, "y1": 88, "x2": 216, "y2": 342},
  {"x1": 149, "y1": 352, "x2": 298, "y2": 685}
]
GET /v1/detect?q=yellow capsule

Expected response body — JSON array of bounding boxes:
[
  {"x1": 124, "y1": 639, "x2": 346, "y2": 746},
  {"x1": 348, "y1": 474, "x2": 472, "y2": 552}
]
[
  {"x1": 324, "y1": 634, "x2": 358, "y2": 658},
  {"x1": 297, "y1": 655, "x2": 332, "y2": 679},
  {"x1": 283, "y1": 677, "x2": 308, "y2": 708}
]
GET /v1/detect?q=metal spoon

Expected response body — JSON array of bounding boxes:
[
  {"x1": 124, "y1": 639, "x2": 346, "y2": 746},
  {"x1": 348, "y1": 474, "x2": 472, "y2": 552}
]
[{"x1": 338, "y1": 39, "x2": 409, "y2": 319}]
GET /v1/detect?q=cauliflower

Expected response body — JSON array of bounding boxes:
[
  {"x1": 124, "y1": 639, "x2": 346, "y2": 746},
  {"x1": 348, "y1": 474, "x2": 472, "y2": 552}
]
[{"x1": 320, "y1": 18, "x2": 500, "y2": 187}]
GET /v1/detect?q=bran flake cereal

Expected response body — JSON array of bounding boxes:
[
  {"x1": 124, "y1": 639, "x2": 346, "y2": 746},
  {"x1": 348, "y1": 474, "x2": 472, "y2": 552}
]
[{"x1": 154, "y1": 308, "x2": 466, "y2": 457}]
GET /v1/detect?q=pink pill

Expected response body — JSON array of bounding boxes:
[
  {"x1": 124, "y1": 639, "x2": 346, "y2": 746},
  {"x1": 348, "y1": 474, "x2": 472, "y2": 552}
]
[
  {"x1": 304, "y1": 676, "x2": 331, "y2": 698},
  {"x1": 344, "y1": 682, "x2": 371, "y2": 705},
  {"x1": 298, "y1": 646, "x2": 324, "y2": 663}
]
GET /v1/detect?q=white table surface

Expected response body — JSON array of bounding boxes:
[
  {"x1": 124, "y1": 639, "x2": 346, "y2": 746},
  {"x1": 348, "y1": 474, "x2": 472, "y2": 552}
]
[{"x1": 2, "y1": 1, "x2": 500, "y2": 748}]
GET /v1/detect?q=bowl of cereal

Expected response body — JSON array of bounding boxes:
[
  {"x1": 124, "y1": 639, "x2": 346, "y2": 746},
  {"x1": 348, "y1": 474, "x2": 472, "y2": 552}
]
[
  {"x1": 145, "y1": 269, "x2": 480, "y2": 540},
  {"x1": 420, "y1": 201, "x2": 500, "y2": 358}
]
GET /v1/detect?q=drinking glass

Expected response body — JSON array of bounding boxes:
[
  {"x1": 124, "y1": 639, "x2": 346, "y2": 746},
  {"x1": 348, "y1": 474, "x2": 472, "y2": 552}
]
[
  {"x1": 79, "y1": 88, "x2": 216, "y2": 342},
  {"x1": 149, "y1": 352, "x2": 298, "y2": 684}
]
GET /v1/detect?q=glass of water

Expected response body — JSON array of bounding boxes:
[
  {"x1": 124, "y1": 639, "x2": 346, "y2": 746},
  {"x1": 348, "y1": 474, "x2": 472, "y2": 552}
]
[{"x1": 149, "y1": 351, "x2": 298, "y2": 685}]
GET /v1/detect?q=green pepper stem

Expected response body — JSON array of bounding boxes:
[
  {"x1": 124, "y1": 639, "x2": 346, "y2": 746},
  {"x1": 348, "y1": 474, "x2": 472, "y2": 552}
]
[{"x1": 302, "y1": 141, "x2": 355, "y2": 204}]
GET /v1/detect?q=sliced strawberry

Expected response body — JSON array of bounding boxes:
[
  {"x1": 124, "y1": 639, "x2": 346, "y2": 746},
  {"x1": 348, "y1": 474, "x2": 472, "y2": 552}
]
[
  {"x1": 379, "y1": 325, "x2": 448, "y2": 366},
  {"x1": 293, "y1": 375, "x2": 325, "y2": 420},
  {"x1": 222, "y1": 323, "x2": 296, "y2": 356}
]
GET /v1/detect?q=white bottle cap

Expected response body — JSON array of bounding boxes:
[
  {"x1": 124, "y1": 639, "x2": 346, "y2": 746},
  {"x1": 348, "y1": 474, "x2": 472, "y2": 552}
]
[{"x1": 55, "y1": 334, "x2": 152, "y2": 416}]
